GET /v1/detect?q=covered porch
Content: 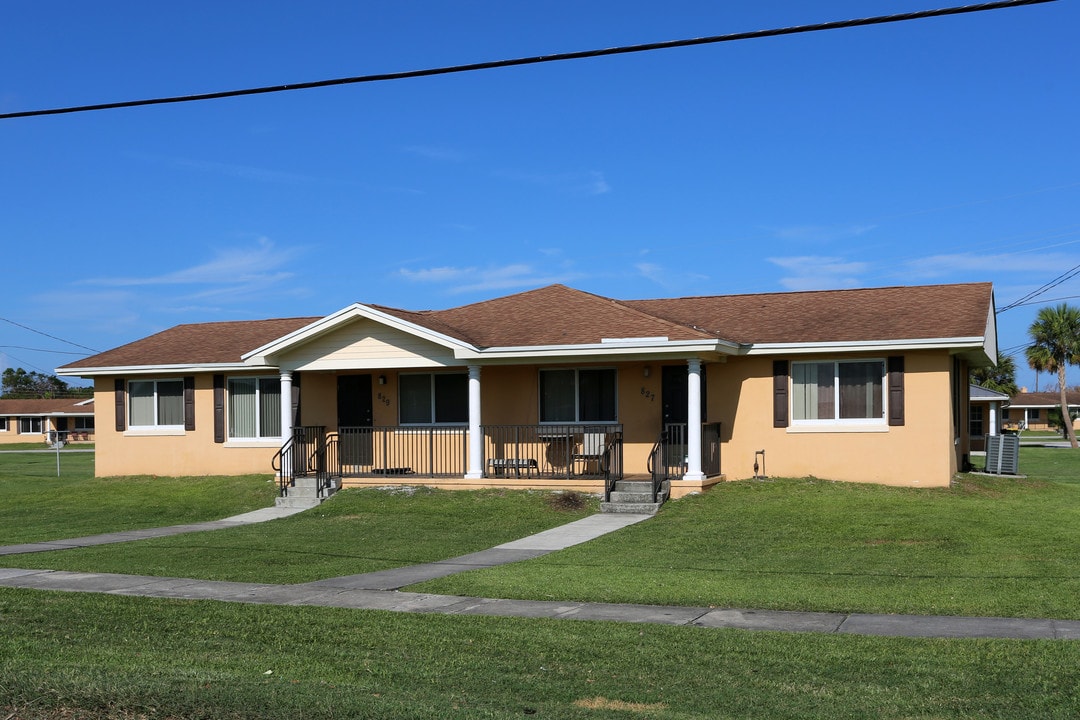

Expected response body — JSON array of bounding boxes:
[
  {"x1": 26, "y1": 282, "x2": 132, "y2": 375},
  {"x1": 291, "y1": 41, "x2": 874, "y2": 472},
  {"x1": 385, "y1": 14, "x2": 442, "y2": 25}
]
[{"x1": 272, "y1": 420, "x2": 722, "y2": 501}]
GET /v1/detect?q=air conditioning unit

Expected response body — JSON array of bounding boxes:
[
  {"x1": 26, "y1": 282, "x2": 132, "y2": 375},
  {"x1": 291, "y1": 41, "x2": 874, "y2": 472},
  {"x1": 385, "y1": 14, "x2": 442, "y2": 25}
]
[{"x1": 984, "y1": 434, "x2": 1020, "y2": 475}]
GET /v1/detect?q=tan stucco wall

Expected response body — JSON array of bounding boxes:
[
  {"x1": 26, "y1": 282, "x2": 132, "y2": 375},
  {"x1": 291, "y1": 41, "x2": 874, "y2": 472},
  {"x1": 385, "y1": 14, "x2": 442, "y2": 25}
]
[
  {"x1": 711, "y1": 351, "x2": 958, "y2": 487},
  {"x1": 90, "y1": 352, "x2": 963, "y2": 487},
  {"x1": 93, "y1": 375, "x2": 279, "y2": 477},
  {"x1": 0, "y1": 415, "x2": 93, "y2": 444}
]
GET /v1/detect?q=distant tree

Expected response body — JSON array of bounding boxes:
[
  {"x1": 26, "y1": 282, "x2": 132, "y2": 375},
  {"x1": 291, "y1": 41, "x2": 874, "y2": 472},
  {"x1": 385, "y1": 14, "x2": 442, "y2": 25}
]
[
  {"x1": 1048, "y1": 407, "x2": 1080, "y2": 438},
  {"x1": 1, "y1": 368, "x2": 76, "y2": 399},
  {"x1": 1026, "y1": 303, "x2": 1080, "y2": 449},
  {"x1": 970, "y1": 351, "x2": 1019, "y2": 396}
]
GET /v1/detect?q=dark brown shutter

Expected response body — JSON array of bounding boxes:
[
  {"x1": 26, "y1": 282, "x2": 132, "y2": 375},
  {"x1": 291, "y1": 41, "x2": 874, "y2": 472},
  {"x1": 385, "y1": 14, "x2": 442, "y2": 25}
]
[
  {"x1": 114, "y1": 378, "x2": 126, "y2": 431},
  {"x1": 213, "y1": 374, "x2": 226, "y2": 443},
  {"x1": 184, "y1": 376, "x2": 196, "y2": 431},
  {"x1": 888, "y1": 356, "x2": 905, "y2": 426},
  {"x1": 773, "y1": 360, "x2": 789, "y2": 428}
]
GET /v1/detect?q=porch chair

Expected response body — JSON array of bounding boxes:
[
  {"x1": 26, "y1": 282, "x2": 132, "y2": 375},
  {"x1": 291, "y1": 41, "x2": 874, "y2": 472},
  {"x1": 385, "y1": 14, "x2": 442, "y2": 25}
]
[{"x1": 572, "y1": 430, "x2": 607, "y2": 476}]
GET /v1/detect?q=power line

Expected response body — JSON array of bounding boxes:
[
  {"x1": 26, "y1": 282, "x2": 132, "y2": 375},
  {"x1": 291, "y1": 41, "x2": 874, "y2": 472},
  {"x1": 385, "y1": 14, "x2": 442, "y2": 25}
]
[
  {"x1": 0, "y1": 0, "x2": 1055, "y2": 121},
  {"x1": 0, "y1": 345, "x2": 90, "y2": 356},
  {"x1": 0, "y1": 317, "x2": 99, "y2": 353},
  {"x1": 998, "y1": 262, "x2": 1080, "y2": 313}
]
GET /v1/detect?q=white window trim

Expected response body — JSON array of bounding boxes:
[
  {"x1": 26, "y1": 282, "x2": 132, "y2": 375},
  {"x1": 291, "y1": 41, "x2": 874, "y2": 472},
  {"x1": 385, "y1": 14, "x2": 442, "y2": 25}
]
[
  {"x1": 789, "y1": 358, "x2": 888, "y2": 430},
  {"x1": 226, "y1": 375, "x2": 282, "y2": 441},
  {"x1": 128, "y1": 378, "x2": 185, "y2": 430},
  {"x1": 398, "y1": 372, "x2": 468, "y2": 426},
  {"x1": 538, "y1": 367, "x2": 619, "y2": 425},
  {"x1": 17, "y1": 416, "x2": 44, "y2": 434},
  {"x1": 124, "y1": 428, "x2": 186, "y2": 437}
]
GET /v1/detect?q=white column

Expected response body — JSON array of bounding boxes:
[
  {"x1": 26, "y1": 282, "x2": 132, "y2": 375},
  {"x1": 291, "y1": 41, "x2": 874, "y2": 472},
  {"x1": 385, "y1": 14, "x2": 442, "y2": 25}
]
[
  {"x1": 279, "y1": 370, "x2": 294, "y2": 479},
  {"x1": 466, "y1": 365, "x2": 483, "y2": 479},
  {"x1": 989, "y1": 401, "x2": 998, "y2": 436},
  {"x1": 684, "y1": 359, "x2": 706, "y2": 481},
  {"x1": 279, "y1": 371, "x2": 293, "y2": 442}
]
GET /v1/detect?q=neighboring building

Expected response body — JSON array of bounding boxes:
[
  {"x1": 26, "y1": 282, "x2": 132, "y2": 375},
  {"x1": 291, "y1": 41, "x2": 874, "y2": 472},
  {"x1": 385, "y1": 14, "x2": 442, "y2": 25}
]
[
  {"x1": 57, "y1": 282, "x2": 996, "y2": 492},
  {"x1": 0, "y1": 397, "x2": 95, "y2": 444},
  {"x1": 968, "y1": 384, "x2": 1009, "y2": 452},
  {"x1": 1003, "y1": 391, "x2": 1080, "y2": 432}
]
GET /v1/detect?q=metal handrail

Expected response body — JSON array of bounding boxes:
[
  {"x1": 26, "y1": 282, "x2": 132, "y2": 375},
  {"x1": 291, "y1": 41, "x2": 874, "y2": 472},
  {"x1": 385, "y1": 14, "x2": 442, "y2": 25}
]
[{"x1": 648, "y1": 430, "x2": 668, "y2": 503}]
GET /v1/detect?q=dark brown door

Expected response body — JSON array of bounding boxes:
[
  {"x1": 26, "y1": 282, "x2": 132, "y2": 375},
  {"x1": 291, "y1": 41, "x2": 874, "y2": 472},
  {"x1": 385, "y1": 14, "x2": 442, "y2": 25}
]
[{"x1": 337, "y1": 374, "x2": 374, "y2": 466}]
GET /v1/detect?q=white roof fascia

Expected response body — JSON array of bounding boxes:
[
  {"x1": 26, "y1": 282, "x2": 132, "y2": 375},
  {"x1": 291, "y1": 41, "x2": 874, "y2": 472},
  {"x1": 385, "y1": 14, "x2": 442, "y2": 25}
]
[
  {"x1": 242, "y1": 303, "x2": 479, "y2": 365},
  {"x1": 454, "y1": 338, "x2": 735, "y2": 361},
  {"x1": 57, "y1": 362, "x2": 274, "y2": 378},
  {"x1": 744, "y1": 337, "x2": 987, "y2": 356}
]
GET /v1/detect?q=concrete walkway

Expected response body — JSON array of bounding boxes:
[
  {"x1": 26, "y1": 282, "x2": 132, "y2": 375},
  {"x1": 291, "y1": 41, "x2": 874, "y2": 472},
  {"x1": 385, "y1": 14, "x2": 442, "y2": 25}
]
[{"x1": 1, "y1": 508, "x2": 1078, "y2": 640}]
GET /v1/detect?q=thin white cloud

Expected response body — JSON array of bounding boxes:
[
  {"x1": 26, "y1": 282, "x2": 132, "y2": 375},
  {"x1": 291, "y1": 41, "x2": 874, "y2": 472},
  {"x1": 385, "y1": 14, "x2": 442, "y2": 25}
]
[
  {"x1": 904, "y1": 252, "x2": 1080, "y2": 279},
  {"x1": 768, "y1": 256, "x2": 869, "y2": 291},
  {"x1": 767, "y1": 224, "x2": 877, "y2": 242},
  {"x1": 399, "y1": 263, "x2": 582, "y2": 294},
  {"x1": 132, "y1": 153, "x2": 315, "y2": 184},
  {"x1": 635, "y1": 262, "x2": 708, "y2": 291},
  {"x1": 495, "y1": 169, "x2": 611, "y2": 196},
  {"x1": 82, "y1": 238, "x2": 301, "y2": 288}
]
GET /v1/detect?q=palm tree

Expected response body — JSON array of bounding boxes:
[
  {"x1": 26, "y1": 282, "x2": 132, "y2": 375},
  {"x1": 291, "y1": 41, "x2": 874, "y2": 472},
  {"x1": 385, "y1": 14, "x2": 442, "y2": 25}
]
[
  {"x1": 1026, "y1": 303, "x2": 1080, "y2": 448},
  {"x1": 971, "y1": 351, "x2": 1019, "y2": 396}
]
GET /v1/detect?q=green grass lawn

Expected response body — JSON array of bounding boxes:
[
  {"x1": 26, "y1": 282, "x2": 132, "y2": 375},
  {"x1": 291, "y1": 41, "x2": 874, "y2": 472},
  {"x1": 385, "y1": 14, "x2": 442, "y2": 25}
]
[
  {"x1": 4, "y1": 448, "x2": 1080, "y2": 718},
  {"x1": 0, "y1": 452, "x2": 275, "y2": 545},
  {"x1": 3, "y1": 588, "x2": 1079, "y2": 720}
]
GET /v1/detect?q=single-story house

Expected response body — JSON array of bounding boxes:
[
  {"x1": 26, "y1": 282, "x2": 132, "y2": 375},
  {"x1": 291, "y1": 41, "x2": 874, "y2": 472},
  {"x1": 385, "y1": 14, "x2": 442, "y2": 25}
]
[
  {"x1": 968, "y1": 384, "x2": 1009, "y2": 452},
  {"x1": 0, "y1": 397, "x2": 95, "y2": 445},
  {"x1": 56, "y1": 282, "x2": 996, "y2": 495},
  {"x1": 1003, "y1": 391, "x2": 1080, "y2": 432}
]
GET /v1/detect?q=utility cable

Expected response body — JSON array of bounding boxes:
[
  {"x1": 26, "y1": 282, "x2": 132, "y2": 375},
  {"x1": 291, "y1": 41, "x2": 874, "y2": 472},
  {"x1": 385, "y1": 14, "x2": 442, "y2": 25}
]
[
  {"x1": 0, "y1": 0, "x2": 1055, "y2": 121},
  {"x1": 0, "y1": 317, "x2": 99, "y2": 353},
  {"x1": 998, "y1": 262, "x2": 1080, "y2": 313}
]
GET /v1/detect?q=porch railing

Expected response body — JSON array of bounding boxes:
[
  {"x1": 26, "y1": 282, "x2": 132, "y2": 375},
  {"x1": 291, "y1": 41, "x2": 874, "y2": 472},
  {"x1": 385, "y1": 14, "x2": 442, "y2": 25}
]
[
  {"x1": 648, "y1": 422, "x2": 722, "y2": 500},
  {"x1": 274, "y1": 423, "x2": 629, "y2": 485},
  {"x1": 337, "y1": 425, "x2": 468, "y2": 478},
  {"x1": 272, "y1": 426, "x2": 337, "y2": 498},
  {"x1": 483, "y1": 424, "x2": 623, "y2": 482}
]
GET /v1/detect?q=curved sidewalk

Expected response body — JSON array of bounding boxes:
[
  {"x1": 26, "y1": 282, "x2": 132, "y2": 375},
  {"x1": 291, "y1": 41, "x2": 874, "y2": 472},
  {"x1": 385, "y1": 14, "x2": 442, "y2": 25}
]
[{"x1": 2, "y1": 509, "x2": 1078, "y2": 641}]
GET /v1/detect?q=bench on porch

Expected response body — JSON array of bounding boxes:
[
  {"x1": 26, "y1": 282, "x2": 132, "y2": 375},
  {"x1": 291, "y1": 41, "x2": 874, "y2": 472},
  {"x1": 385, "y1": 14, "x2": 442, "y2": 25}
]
[{"x1": 487, "y1": 457, "x2": 539, "y2": 478}]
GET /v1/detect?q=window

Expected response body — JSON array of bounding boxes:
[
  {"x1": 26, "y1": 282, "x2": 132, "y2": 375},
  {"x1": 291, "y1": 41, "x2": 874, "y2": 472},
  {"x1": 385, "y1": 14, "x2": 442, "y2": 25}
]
[
  {"x1": 792, "y1": 360, "x2": 884, "y2": 423},
  {"x1": 540, "y1": 368, "x2": 617, "y2": 423},
  {"x1": 1030, "y1": 409, "x2": 1041, "y2": 421},
  {"x1": 970, "y1": 404, "x2": 985, "y2": 437},
  {"x1": 18, "y1": 417, "x2": 42, "y2": 434},
  {"x1": 74, "y1": 417, "x2": 94, "y2": 431},
  {"x1": 399, "y1": 373, "x2": 468, "y2": 424},
  {"x1": 129, "y1": 379, "x2": 184, "y2": 427},
  {"x1": 0, "y1": 417, "x2": 7, "y2": 431},
  {"x1": 228, "y1": 377, "x2": 282, "y2": 439}
]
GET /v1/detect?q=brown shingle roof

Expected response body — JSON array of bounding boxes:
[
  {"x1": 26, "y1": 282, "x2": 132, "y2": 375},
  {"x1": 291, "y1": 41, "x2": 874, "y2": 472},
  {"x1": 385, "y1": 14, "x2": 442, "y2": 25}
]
[
  {"x1": 59, "y1": 282, "x2": 993, "y2": 370},
  {"x1": 623, "y1": 282, "x2": 993, "y2": 344},
  {"x1": 59, "y1": 317, "x2": 321, "y2": 370},
  {"x1": 1009, "y1": 391, "x2": 1080, "y2": 408},
  {"x1": 378, "y1": 285, "x2": 715, "y2": 348},
  {"x1": 0, "y1": 398, "x2": 93, "y2": 415}
]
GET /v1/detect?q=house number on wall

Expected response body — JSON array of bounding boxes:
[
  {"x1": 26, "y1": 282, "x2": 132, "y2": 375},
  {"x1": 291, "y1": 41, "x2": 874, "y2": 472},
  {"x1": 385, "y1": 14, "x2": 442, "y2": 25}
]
[
  {"x1": 640, "y1": 387, "x2": 655, "y2": 402},
  {"x1": 376, "y1": 392, "x2": 391, "y2": 407}
]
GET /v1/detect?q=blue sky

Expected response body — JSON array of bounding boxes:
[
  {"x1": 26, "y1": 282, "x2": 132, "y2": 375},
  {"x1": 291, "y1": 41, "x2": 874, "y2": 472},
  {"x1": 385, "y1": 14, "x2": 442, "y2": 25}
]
[{"x1": 1, "y1": 0, "x2": 1076, "y2": 391}]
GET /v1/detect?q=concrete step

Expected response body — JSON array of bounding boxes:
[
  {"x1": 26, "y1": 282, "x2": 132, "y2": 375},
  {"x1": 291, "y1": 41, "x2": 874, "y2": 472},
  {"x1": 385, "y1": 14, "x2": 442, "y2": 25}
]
[
  {"x1": 608, "y1": 491, "x2": 656, "y2": 504},
  {"x1": 274, "y1": 495, "x2": 323, "y2": 509},
  {"x1": 601, "y1": 501, "x2": 663, "y2": 515},
  {"x1": 612, "y1": 481, "x2": 653, "y2": 493}
]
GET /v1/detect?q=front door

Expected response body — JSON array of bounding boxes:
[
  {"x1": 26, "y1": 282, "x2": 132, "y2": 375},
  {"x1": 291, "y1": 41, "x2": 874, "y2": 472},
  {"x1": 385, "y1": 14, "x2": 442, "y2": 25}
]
[
  {"x1": 662, "y1": 364, "x2": 707, "y2": 474},
  {"x1": 337, "y1": 374, "x2": 374, "y2": 466}
]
